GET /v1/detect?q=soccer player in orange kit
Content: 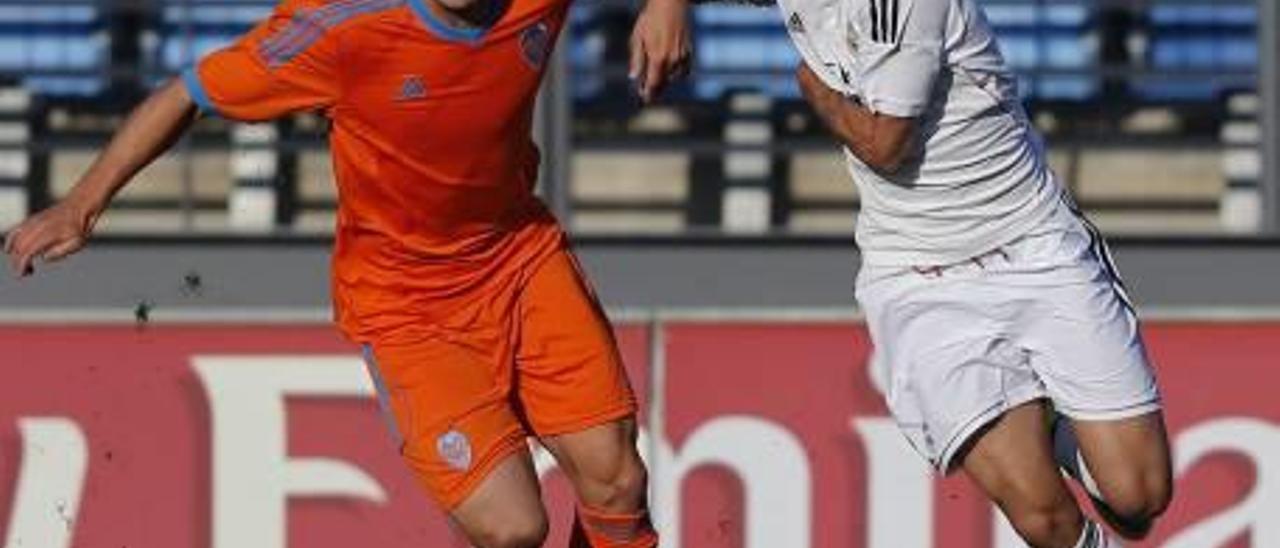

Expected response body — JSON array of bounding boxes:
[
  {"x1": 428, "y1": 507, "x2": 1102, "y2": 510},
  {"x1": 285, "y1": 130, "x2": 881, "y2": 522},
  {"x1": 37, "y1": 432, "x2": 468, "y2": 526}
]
[{"x1": 3, "y1": 0, "x2": 659, "y2": 546}]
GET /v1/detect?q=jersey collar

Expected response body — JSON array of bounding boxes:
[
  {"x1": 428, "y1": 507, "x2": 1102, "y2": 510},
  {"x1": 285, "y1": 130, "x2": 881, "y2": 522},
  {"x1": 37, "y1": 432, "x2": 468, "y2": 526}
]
[{"x1": 408, "y1": 0, "x2": 505, "y2": 44}]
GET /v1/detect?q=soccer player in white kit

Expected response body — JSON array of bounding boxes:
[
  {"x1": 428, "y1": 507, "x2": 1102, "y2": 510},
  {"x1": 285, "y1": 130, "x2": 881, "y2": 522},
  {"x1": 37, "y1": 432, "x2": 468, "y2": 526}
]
[{"x1": 631, "y1": 0, "x2": 1173, "y2": 546}]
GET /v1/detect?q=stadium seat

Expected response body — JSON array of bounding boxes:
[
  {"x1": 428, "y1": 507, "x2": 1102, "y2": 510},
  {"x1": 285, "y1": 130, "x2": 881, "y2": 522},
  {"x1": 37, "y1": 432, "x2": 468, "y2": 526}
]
[
  {"x1": 151, "y1": 2, "x2": 273, "y2": 85},
  {"x1": 0, "y1": 3, "x2": 106, "y2": 97},
  {"x1": 982, "y1": 2, "x2": 1098, "y2": 101},
  {"x1": 690, "y1": 5, "x2": 798, "y2": 101},
  {"x1": 1139, "y1": 3, "x2": 1257, "y2": 102}
]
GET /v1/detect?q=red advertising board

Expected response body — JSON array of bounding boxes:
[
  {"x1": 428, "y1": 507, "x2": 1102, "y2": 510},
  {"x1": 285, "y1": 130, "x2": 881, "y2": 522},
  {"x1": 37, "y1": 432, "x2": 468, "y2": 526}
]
[{"x1": 0, "y1": 320, "x2": 1277, "y2": 547}]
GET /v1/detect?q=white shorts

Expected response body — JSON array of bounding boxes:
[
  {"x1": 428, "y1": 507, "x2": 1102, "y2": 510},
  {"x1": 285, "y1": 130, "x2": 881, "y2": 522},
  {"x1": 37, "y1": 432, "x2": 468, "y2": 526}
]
[{"x1": 856, "y1": 206, "x2": 1162, "y2": 472}]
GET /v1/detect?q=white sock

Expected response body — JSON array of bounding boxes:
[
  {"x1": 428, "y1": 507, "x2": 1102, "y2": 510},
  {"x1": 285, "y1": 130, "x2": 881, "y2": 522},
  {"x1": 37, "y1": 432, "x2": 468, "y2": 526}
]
[
  {"x1": 1074, "y1": 519, "x2": 1124, "y2": 548},
  {"x1": 1051, "y1": 413, "x2": 1103, "y2": 499}
]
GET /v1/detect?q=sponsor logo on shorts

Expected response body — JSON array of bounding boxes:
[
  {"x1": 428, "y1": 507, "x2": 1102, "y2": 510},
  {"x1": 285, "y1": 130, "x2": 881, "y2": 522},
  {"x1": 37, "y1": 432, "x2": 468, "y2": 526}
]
[{"x1": 437, "y1": 429, "x2": 472, "y2": 471}]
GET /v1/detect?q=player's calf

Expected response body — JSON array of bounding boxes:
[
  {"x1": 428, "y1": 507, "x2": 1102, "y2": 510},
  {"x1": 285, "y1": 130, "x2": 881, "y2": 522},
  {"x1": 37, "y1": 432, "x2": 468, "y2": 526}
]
[
  {"x1": 571, "y1": 453, "x2": 657, "y2": 547},
  {"x1": 543, "y1": 420, "x2": 658, "y2": 547},
  {"x1": 568, "y1": 460, "x2": 655, "y2": 547},
  {"x1": 999, "y1": 493, "x2": 1084, "y2": 548}
]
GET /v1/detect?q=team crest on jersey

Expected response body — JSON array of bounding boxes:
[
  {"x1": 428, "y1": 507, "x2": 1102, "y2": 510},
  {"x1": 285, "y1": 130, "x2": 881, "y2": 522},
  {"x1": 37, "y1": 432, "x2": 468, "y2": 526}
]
[
  {"x1": 520, "y1": 21, "x2": 551, "y2": 69},
  {"x1": 396, "y1": 75, "x2": 428, "y2": 102},
  {"x1": 437, "y1": 429, "x2": 472, "y2": 471}
]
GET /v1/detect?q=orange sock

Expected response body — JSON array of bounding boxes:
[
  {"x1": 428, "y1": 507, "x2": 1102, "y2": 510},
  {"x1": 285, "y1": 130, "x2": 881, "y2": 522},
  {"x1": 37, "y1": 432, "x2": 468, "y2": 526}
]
[{"x1": 572, "y1": 505, "x2": 659, "y2": 548}]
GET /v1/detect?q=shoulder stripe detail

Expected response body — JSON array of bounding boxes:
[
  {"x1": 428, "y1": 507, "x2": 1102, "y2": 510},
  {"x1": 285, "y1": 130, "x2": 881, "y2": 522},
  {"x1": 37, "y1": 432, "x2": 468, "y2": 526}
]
[
  {"x1": 890, "y1": 0, "x2": 899, "y2": 42},
  {"x1": 261, "y1": 0, "x2": 399, "y2": 57},
  {"x1": 869, "y1": 0, "x2": 901, "y2": 44},
  {"x1": 868, "y1": 0, "x2": 879, "y2": 42},
  {"x1": 261, "y1": 0, "x2": 402, "y2": 66},
  {"x1": 882, "y1": 0, "x2": 889, "y2": 42},
  {"x1": 258, "y1": 0, "x2": 403, "y2": 68}
]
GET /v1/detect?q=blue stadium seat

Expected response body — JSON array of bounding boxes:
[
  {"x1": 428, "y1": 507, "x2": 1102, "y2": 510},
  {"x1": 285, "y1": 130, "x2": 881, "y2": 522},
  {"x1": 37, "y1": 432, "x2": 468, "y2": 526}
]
[
  {"x1": 0, "y1": 3, "x2": 106, "y2": 97},
  {"x1": 153, "y1": 3, "x2": 273, "y2": 81},
  {"x1": 690, "y1": 5, "x2": 798, "y2": 100},
  {"x1": 570, "y1": 1, "x2": 1105, "y2": 105},
  {"x1": 1138, "y1": 3, "x2": 1257, "y2": 102},
  {"x1": 983, "y1": 3, "x2": 1097, "y2": 101},
  {"x1": 567, "y1": 4, "x2": 609, "y2": 101}
]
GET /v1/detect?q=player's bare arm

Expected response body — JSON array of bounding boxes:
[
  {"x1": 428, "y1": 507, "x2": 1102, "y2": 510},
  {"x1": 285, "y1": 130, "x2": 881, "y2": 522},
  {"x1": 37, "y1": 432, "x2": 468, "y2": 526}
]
[
  {"x1": 795, "y1": 63, "x2": 915, "y2": 174},
  {"x1": 628, "y1": 0, "x2": 693, "y2": 102},
  {"x1": 4, "y1": 79, "x2": 198, "y2": 276}
]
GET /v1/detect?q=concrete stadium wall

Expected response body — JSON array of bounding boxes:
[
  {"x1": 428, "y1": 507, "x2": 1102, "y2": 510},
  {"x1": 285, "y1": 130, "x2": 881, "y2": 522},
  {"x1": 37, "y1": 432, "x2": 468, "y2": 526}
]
[{"x1": 1, "y1": 236, "x2": 1279, "y2": 318}]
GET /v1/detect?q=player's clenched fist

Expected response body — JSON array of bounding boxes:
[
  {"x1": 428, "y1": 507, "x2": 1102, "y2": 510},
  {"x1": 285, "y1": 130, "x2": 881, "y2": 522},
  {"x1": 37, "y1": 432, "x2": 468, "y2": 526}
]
[
  {"x1": 4, "y1": 197, "x2": 98, "y2": 277},
  {"x1": 629, "y1": 0, "x2": 693, "y2": 103}
]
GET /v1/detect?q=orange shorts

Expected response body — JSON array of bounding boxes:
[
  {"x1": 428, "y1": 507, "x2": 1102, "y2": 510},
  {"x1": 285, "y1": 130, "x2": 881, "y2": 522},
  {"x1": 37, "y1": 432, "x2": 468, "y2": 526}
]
[{"x1": 360, "y1": 249, "x2": 638, "y2": 510}]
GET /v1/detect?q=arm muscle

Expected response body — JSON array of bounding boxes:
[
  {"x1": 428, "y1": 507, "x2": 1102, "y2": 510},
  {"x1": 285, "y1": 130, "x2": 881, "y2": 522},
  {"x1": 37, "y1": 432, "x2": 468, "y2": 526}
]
[{"x1": 797, "y1": 64, "x2": 915, "y2": 173}]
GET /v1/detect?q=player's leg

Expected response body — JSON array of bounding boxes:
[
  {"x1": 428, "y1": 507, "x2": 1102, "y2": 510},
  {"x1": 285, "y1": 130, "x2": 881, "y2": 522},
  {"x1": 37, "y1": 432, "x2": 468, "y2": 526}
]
[
  {"x1": 855, "y1": 250, "x2": 1098, "y2": 546},
  {"x1": 1051, "y1": 411, "x2": 1172, "y2": 539},
  {"x1": 513, "y1": 249, "x2": 657, "y2": 547},
  {"x1": 449, "y1": 449, "x2": 549, "y2": 548},
  {"x1": 961, "y1": 400, "x2": 1123, "y2": 548},
  {"x1": 361, "y1": 328, "x2": 550, "y2": 548},
  {"x1": 540, "y1": 419, "x2": 654, "y2": 548},
  {"x1": 1030, "y1": 226, "x2": 1172, "y2": 539}
]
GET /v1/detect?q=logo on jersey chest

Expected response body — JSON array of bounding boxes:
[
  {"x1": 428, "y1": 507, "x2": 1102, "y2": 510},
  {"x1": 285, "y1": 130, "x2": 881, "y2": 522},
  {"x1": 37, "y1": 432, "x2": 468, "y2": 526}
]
[
  {"x1": 396, "y1": 74, "x2": 428, "y2": 102},
  {"x1": 520, "y1": 21, "x2": 551, "y2": 69},
  {"x1": 788, "y1": 12, "x2": 805, "y2": 34}
]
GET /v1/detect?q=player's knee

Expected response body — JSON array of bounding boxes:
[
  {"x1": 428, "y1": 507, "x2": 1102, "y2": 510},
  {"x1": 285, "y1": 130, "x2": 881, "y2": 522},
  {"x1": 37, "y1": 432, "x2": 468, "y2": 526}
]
[
  {"x1": 1005, "y1": 502, "x2": 1083, "y2": 548},
  {"x1": 582, "y1": 454, "x2": 649, "y2": 512},
  {"x1": 1102, "y1": 469, "x2": 1173, "y2": 534},
  {"x1": 470, "y1": 514, "x2": 549, "y2": 548}
]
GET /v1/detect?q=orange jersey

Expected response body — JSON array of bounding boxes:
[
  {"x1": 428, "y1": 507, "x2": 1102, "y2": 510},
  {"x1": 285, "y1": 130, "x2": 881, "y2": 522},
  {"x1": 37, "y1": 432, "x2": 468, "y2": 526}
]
[{"x1": 184, "y1": 0, "x2": 570, "y2": 339}]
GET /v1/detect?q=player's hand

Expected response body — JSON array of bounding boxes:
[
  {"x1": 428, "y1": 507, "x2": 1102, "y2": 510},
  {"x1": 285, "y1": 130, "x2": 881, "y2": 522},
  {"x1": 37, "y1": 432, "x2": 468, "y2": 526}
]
[
  {"x1": 629, "y1": 0, "x2": 693, "y2": 103},
  {"x1": 4, "y1": 197, "x2": 99, "y2": 277}
]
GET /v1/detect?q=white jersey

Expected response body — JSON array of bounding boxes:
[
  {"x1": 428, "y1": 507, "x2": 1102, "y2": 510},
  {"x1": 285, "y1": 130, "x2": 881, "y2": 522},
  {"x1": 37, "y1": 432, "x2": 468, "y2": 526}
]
[{"x1": 778, "y1": 0, "x2": 1064, "y2": 266}]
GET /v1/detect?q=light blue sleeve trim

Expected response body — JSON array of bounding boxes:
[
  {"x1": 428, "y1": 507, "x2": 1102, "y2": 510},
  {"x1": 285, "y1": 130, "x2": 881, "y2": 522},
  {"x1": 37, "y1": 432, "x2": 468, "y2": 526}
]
[{"x1": 180, "y1": 67, "x2": 219, "y2": 117}]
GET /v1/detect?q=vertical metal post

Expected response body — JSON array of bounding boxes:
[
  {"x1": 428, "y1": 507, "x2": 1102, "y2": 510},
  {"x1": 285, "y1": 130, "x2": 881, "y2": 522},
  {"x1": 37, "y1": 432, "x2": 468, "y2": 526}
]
[
  {"x1": 1261, "y1": 0, "x2": 1280, "y2": 233},
  {"x1": 180, "y1": 0, "x2": 197, "y2": 230},
  {"x1": 646, "y1": 312, "x2": 667, "y2": 532},
  {"x1": 536, "y1": 32, "x2": 574, "y2": 225}
]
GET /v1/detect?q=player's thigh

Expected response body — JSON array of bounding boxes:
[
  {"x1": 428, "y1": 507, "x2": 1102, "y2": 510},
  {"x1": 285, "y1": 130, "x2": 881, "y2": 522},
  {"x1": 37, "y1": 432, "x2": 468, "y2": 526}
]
[
  {"x1": 1024, "y1": 234, "x2": 1161, "y2": 422},
  {"x1": 1071, "y1": 411, "x2": 1172, "y2": 516},
  {"x1": 363, "y1": 327, "x2": 528, "y2": 511},
  {"x1": 450, "y1": 448, "x2": 549, "y2": 547},
  {"x1": 513, "y1": 249, "x2": 637, "y2": 436},
  {"x1": 861, "y1": 287, "x2": 1049, "y2": 470},
  {"x1": 960, "y1": 400, "x2": 1082, "y2": 543},
  {"x1": 539, "y1": 417, "x2": 647, "y2": 509}
]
